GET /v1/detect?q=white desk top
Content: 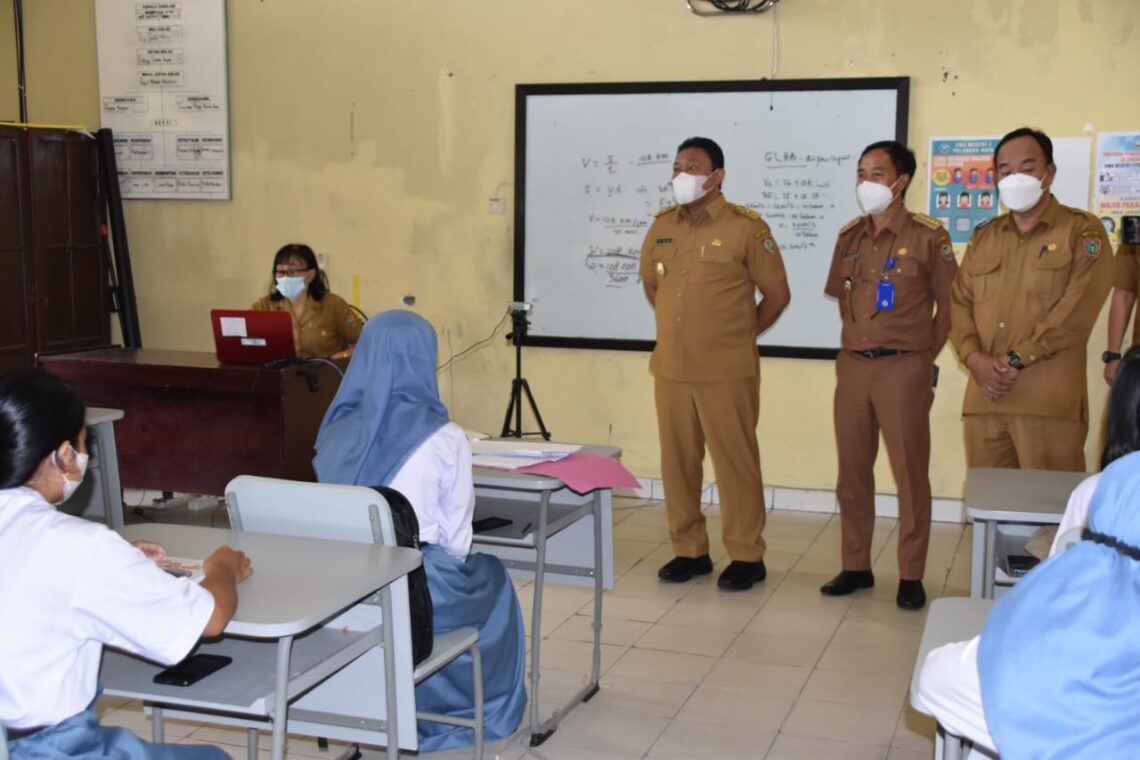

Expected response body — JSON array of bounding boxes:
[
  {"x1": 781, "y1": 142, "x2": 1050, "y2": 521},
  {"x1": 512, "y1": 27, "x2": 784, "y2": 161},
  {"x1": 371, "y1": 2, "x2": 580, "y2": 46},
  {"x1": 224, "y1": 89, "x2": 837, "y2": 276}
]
[
  {"x1": 909, "y1": 597, "x2": 995, "y2": 713},
  {"x1": 87, "y1": 406, "x2": 124, "y2": 425},
  {"x1": 473, "y1": 443, "x2": 621, "y2": 490},
  {"x1": 963, "y1": 467, "x2": 1089, "y2": 523},
  {"x1": 121, "y1": 524, "x2": 421, "y2": 639}
]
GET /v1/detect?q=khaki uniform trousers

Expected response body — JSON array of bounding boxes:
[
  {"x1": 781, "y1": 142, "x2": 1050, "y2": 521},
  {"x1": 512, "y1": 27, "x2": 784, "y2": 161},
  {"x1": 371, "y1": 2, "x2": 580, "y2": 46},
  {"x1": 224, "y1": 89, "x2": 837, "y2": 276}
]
[
  {"x1": 834, "y1": 351, "x2": 933, "y2": 580},
  {"x1": 963, "y1": 414, "x2": 1087, "y2": 471},
  {"x1": 654, "y1": 374, "x2": 766, "y2": 563}
]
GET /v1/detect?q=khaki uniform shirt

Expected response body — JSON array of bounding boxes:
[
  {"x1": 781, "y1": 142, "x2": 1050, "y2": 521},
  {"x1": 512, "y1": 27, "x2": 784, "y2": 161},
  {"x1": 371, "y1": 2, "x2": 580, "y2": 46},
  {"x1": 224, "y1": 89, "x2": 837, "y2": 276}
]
[
  {"x1": 1112, "y1": 243, "x2": 1140, "y2": 346},
  {"x1": 949, "y1": 196, "x2": 1112, "y2": 420},
  {"x1": 638, "y1": 193, "x2": 787, "y2": 383},
  {"x1": 824, "y1": 204, "x2": 958, "y2": 352},
  {"x1": 251, "y1": 292, "x2": 363, "y2": 358}
]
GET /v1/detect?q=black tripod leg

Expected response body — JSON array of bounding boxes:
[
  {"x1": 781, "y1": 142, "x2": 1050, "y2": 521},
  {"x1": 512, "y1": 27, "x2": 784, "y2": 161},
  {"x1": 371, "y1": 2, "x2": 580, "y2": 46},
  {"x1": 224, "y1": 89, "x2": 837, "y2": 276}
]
[
  {"x1": 520, "y1": 379, "x2": 552, "y2": 440},
  {"x1": 501, "y1": 378, "x2": 523, "y2": 437}
]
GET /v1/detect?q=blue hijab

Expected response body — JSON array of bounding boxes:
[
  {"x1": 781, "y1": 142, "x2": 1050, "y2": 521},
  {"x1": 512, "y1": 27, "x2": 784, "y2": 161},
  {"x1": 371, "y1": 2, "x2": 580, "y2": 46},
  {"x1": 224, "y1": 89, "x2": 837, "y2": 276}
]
[
  {"x1": 978, "y1": 451, "x2": 1140, "y2": 759},
  {"x1": 313, "y1": 310, "x2": 449, "y2": 487}
]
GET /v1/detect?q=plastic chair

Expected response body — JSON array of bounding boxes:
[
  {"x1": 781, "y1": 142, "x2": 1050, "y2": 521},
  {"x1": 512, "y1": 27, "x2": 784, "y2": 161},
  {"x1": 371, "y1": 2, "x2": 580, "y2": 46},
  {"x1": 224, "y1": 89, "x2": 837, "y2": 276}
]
[{"x1": 225, "y1": 475, "x2": 484, "y2": 759}]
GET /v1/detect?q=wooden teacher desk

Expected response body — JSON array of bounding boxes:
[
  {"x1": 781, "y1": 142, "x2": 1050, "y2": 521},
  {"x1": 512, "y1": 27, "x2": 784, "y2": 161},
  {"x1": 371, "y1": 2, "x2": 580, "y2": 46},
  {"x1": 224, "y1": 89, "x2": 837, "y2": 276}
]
[{"x1": 38, "y1": 348, "x2": 343, "y2": 496}]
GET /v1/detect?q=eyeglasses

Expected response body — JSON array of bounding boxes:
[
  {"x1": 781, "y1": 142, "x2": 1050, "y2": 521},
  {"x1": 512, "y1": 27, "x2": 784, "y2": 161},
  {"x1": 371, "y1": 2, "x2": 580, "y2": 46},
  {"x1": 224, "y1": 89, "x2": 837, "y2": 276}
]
[{"x1": 273, "y1": 267, "x2": 312, "y2": 278}]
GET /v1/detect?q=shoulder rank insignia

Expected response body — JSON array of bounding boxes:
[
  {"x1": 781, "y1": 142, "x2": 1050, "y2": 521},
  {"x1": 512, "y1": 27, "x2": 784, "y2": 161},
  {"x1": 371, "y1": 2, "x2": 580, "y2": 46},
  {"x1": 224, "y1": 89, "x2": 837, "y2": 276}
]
[
  {"x1": 655, "y1": 205, "x2": 677, "y2": 217},
  {"x1": 912, "y1": 212, "x2": 943, "y2": 230},
  {"x1": 733, "y1": 204, "x2": 762, "y2": 220},
  {"x1": 838, "y1": 217, "x2": 861, "y2": 235}
]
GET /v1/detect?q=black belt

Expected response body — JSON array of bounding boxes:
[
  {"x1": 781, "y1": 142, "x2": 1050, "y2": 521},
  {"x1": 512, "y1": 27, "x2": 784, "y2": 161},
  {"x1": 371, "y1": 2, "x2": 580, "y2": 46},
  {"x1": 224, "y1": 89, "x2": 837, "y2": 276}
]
[
  {"x1": 851, "y1": 348, "x2": 914, "y2": 359},
  {"x1": 6, "y1": 725, "x2": 47, "y2": 740}
]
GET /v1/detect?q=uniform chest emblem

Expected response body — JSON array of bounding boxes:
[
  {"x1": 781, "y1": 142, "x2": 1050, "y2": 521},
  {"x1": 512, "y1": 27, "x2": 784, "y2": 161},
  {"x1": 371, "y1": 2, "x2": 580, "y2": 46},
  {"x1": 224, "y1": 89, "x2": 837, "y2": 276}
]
[
  {"x1": 656, "y1": 238, "x2": 673, "y2": 245},
  {"x1": 897, "y1": 247, "x2": 908, "y2": 256},
  {"x1": 711, "y1": 239, "x2": 723, "y2": 247},
  {"x1": 656, "y1": 261, "x2": 667, "y2": 278}
]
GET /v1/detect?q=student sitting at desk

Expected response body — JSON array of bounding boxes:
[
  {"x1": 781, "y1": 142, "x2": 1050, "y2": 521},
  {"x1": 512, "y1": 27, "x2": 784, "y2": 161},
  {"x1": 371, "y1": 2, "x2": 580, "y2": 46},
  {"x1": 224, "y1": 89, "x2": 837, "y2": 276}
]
[
  {"x1": 0, "y1": 368, "x2": 253, "y2": 760},
  {"x1": 1048, "y1": 345, "x2": 1140, "y2": 554},
  {"x1": 313, "y1": 310, "x2": 526, "y2": 752},
  {"x1": 252, "y1": 243, "x2": 363, "y2": 359},
  {"x1": 916, "y1": 452, "x2": 1140, "y2": 758}
]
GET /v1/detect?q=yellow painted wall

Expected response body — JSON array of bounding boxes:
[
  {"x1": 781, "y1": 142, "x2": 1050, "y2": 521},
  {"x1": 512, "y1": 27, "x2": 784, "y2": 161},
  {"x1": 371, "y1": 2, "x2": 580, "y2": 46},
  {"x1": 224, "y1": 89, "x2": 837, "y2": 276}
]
[{"x1": 7, "y1": 0, "x2": 1139, "y2": 497}]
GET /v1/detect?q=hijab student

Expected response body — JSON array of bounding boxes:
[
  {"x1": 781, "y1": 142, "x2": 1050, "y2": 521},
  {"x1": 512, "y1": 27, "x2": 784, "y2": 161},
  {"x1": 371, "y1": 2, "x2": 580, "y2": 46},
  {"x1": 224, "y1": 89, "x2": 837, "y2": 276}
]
[
  {"x1": 916, "y1": 349, "x2": 1140, "y2": 756},
  {"x1": 313, "y1": 310, "x2": 526, "y2": 751},
  {"x1": 0, "y1": 368, "x2": 252, "y2": 760},
  {"x1": 252, "y1": 243, "x2": 363, "y2": 359}
]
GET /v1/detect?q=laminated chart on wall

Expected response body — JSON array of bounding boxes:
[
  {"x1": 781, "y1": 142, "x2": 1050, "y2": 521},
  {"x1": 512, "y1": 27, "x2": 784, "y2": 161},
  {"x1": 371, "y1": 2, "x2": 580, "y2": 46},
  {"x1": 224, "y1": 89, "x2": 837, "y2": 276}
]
[
  {"x1": 94, "y1": 0, "x2": 230, "y2": 200},
  {"x1": 1094, "y1": 132, "x2": 1140, "y2": 244}
]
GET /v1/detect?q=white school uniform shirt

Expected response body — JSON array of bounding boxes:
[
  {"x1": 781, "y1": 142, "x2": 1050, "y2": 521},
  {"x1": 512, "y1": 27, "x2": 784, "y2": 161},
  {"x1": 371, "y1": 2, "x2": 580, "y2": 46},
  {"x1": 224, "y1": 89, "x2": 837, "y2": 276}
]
[
  {"x1": 0, "y1": 487, "x2": 214, "y2": 730},
  {"x1": 1048, "y1": 473, "x2": 1100, "y2": 557},
  {"x1": 388, "y1": 422, "x2": 475, "y2": 560}
]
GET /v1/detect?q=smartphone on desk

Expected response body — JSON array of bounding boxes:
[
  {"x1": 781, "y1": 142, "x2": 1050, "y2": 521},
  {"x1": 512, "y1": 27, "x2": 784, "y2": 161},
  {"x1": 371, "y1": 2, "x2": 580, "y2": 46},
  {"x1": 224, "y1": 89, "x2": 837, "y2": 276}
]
[
  {"x1": 472, "y1": 516, "x2": 513, "y2": 534},
  {"x1": 153, "y1": 653, "x2": 233, "y2": 686}
]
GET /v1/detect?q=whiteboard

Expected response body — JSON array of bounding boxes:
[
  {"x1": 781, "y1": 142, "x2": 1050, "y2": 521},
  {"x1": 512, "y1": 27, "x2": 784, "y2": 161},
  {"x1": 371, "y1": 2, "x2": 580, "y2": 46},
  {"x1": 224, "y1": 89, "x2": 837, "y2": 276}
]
[
  {"x1": 514, "y1": 79, "x2": 909, "y2": 358},
  {"x1": 95, "y1": 0, "x2": 231, "y2": 200}
]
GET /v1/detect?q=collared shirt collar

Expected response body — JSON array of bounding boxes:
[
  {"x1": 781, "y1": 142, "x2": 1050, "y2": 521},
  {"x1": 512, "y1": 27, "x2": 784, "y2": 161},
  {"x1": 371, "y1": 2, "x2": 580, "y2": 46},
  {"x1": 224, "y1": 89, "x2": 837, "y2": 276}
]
[
  {"x1": 999, "y1": 194, "x2": 1062, "y2": 234},
  {"x1": 861, "y1": 201, "x2": 910, "y2": 238},
  {"x1": 679, "y1": 192, "x2": 727, "y2": 224}
]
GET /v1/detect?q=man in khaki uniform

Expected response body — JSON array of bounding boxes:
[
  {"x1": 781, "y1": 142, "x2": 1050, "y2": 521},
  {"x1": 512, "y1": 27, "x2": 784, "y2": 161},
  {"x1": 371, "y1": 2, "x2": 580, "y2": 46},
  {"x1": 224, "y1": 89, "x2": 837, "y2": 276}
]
[
  {"x1": 1102, "y1": 220, "x2": 1140, "y2": 385},
  {"x1": 949, "y1": 128, "x2": 1112, "y2": 469},
  {"x1": 638, "y1": 136, "x2": 791, "y2": 591},
  {"x1": 821, "y1": 141, "x2": 958, "y2": 610}
]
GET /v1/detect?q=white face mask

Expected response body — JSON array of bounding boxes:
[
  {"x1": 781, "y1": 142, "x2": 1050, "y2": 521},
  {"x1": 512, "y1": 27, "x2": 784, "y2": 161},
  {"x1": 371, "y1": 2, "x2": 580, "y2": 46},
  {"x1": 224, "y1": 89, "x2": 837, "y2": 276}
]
[
  {"x1": 855, "y1": 177, "x2": 902, "y2": 216},
  {"x1": 997, "y1": 172, "x2": 1045, "y2": 213},
  {"x1": 275, "y1": 276, "x2": 307, "y2": 299},
  {"x1": 672, "y1": 172, "x2": 712, "y2": 206},
  {"x1": 52, "y1": 445, "x2": 89, "y2": 505}
]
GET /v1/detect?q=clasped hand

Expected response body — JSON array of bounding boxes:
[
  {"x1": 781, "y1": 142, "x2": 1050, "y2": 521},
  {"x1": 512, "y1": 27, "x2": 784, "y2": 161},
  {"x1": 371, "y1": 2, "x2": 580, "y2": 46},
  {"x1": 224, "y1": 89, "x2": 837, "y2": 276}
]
[{"x1": 966, "y1": 353, "x2": 1019, "y2": 401}]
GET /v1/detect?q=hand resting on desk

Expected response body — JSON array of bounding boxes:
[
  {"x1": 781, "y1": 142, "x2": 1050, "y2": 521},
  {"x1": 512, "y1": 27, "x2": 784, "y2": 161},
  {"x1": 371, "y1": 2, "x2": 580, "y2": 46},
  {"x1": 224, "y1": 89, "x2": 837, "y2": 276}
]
[{"x1": 200, "y1": 546, "x2": 254, "y2": 637}]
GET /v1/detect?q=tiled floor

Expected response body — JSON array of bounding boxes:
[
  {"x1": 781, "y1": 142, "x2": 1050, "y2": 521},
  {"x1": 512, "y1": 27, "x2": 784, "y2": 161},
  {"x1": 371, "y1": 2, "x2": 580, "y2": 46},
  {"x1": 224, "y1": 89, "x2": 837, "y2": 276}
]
[{"x1": 102, "y1": 498, "x2": 974, "y2": 759}]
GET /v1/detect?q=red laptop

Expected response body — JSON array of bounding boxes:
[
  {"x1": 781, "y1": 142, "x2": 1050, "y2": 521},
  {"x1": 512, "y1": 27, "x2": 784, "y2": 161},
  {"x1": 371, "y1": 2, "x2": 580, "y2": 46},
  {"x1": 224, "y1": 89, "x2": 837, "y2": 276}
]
[{"x1": 209, "y1": 309, "x2": 296, "y2": 364}]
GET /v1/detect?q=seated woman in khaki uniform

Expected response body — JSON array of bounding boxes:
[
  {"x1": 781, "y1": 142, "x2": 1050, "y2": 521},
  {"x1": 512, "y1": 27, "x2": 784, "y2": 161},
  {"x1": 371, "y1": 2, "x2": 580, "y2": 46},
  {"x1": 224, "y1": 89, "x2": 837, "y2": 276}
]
[{"x1": 252, "y1": 243, "x2": 363, "y2": 359}]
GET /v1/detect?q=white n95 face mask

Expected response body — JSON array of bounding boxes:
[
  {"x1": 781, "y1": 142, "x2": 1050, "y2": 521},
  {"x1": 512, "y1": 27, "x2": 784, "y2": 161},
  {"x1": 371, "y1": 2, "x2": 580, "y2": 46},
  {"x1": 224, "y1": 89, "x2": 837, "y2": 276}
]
[
  {"x1": 672, "y1": 172, "x2": 711, "y2": 206},
  {"x1": 855, "y1": 178, "x2": 899, "y2": 216},
  {"x1": 275, "y1": 276, "x2": 307, "y2": 299},
  {"x1": 53, "y1": 445, "x2": 90, "y2": 505},
  {"x1": 997, "y1": 173, "x2": 1044, "y2": 213}
]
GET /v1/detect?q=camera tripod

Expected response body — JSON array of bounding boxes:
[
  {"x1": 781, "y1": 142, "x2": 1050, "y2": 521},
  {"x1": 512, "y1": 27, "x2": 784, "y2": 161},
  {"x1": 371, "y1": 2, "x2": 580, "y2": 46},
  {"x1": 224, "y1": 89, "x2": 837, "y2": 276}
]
[{"x1": 500, "y1": 308, "x2": 551, "y2": 440}]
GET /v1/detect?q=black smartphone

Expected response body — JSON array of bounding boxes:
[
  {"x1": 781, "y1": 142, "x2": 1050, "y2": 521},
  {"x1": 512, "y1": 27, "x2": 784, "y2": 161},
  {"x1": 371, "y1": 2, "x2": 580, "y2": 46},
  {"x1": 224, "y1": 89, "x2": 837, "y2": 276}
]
[
  {"x1": 1006, "y1": 555, "x2": 1039, "y2": 577},
  {"x1": 1122, "y1": 216, "x2": 1140, "y2": 245},
  {"x1": 472, "y1": 516, "x2": 513, "y2": 533},
  {"x1": 153, "y1": 653, "x2": 233, "y2": 686}
]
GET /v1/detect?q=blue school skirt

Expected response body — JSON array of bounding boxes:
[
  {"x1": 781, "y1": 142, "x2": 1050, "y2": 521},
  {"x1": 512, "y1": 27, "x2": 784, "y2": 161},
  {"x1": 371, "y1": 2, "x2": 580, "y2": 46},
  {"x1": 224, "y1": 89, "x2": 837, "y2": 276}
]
[{"x1": 415, "y1": 544, "x2": 527, "y2": 751}]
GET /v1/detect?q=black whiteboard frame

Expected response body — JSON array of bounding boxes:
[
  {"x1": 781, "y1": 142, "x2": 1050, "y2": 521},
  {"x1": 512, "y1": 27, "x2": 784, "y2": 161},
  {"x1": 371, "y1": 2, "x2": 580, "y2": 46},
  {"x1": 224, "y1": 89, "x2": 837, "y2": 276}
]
[{"x1": 513, "y1": 76, "x2": 910, "y2": 359}]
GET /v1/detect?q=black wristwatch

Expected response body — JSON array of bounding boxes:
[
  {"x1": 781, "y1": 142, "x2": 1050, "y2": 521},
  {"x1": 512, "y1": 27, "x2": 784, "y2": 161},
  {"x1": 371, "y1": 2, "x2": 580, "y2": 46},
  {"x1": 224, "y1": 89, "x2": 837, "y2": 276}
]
[
  {"x1": 1103, "y1": 350, "x2": 1123, "y2": 364},
  {"x1": 1007, "y1": 351, "x2": 1025, "y2": 370}
]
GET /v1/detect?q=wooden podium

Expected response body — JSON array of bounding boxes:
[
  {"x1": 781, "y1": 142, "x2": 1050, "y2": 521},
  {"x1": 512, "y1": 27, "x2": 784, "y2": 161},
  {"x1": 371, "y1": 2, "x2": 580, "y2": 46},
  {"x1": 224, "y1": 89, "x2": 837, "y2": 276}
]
[{"x1": 39, "y1": 348, "x2": 344, "y2": 495}]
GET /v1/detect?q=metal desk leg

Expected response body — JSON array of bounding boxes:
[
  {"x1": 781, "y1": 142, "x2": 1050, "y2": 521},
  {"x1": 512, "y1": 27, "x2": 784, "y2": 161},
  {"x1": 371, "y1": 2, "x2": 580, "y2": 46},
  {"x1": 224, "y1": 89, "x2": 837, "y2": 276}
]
[
  {"x1": 92, "y1": 420, "x2": 124, "y2": 529},
  {"x1": 271, "y1": 635, "x2": 294, "y2": 760},
  {"x1": 586, "y1": 490, "x2": 603, "y2": 697},
  {"x1": 982, "y1": 520, "x2": 998, "y2": 599},
  {"x1": 379, "y1": 584, "x2": 400, "y2": 760},
  {"x1": 528, "y1": 489, "x2": 553, "y2": 746},
  {"x1": 969, "y1": 519, "x2": 985, "y2": 598}
]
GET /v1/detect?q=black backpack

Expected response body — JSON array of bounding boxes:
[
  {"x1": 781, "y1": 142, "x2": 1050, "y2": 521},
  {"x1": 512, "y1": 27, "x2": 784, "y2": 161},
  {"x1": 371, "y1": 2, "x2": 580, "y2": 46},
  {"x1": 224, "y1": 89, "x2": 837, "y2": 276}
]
[{"x1": 372, "y1": 486, "x2": 434, "y2": 666}]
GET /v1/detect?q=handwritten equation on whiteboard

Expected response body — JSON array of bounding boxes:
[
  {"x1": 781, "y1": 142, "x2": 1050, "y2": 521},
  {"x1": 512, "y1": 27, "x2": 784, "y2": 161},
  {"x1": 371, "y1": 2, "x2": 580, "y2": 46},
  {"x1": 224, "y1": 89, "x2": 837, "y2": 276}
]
[
  {"x1": 577, "y1": 150, "x2": 852, "y2": 289},
  {"x1": 95, "y1": 0, "x2": 231, "y2": 200}
]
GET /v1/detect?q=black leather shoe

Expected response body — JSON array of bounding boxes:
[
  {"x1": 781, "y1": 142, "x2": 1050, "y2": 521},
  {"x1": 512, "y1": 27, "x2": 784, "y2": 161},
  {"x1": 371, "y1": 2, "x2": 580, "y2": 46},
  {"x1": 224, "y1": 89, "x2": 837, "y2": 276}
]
[
  {"x1": 897, "y1": 579, "x2": 927, "y2": 610},
  {"x1": 657, "y1": 554, "x2": 713, "y2": 583},
  {"x1": 819, "y1": 570, "x2": 875, "y2": 596},
  {"x1": 717, "y1": 560, "x2": 767, "y2": 591}
]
